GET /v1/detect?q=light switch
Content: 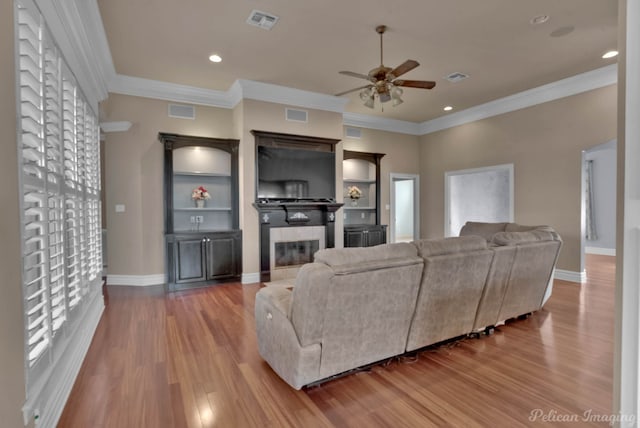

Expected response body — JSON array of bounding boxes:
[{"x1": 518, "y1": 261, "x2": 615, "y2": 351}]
[
  {"x1": 115, "y1": 204, "x2": 125, "y2": 213},
  {"x1": 385, "y1": 204, "x2": 390, "y2": 210}
]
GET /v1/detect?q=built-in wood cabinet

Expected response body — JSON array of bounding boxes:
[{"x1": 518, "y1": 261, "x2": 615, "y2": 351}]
[
  {"x1": 343, "y1": 150, "x2": 387, "y2": 247},
  {"x1": 166, "y1": 231, "x2": 242, "y2": 289},
  {"x1": 159, "y1": 133, "x2": 242, "y2": 291},
  {"x1": 344, "y1": 224, "x2": 388, "y2": 247}
]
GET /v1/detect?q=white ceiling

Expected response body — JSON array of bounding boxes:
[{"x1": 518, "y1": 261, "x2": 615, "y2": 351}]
[{"x1": 97, "y1": 0, "x2": 618, "y2": 123}]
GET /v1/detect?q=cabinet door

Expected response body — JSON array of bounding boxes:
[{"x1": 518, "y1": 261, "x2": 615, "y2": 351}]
[
  {"x1": 207, "y1": 236, "x2": 237, "y2": 279},
  {"x1": 175, "y1": 237, "x2": 206, "y2": 283},
  {"x1": 366, "y1": 227, "x2": 387, "y2": 247},
  {"x1": 344, "y1": 229, "x2": 365, "y2": 248}
]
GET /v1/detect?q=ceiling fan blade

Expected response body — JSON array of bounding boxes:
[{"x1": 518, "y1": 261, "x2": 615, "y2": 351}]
[
  {"x1": 334, "y1": 85, "x2": 372, "y2": 97},
  {"x1": 339, "y1": 70, "x2": 372, "y2": 80},
  {"x1": 394, "y1": 79, "x2": 436, "y2": 89},
  {"x1": 389, "y1": 60, "x2": 420, "y2": 79}
]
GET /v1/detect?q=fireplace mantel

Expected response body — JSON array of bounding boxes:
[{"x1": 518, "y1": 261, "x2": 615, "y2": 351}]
[{"x1": 254, "y1": 201, "x2": 343, "y2": 282}]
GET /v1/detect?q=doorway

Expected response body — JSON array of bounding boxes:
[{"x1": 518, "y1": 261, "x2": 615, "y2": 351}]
[
  {"x1": 445, "y1": 164, "x2": 514, "y2": 237},
  {"x1": 390, "y1": 173, "x2": 420, "y2": 243}
]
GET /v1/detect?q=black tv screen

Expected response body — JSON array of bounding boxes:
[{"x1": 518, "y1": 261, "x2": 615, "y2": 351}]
[{"x1": 257, "y1": 146, "x2": 335, "y2": 200}]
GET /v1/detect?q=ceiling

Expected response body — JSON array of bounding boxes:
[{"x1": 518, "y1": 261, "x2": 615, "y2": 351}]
[{"x1": 97, "y1": 0, "x2": 618, "y2": 123}]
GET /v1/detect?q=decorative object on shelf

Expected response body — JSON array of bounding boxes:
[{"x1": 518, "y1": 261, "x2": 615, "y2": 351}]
[
  {"x1": 347, "y1": 185, "x2": 362, "y2": 206},
  {"x1": 192, "y1": 186, "x2": 211, "y2": 208},
  {"x1": 347, "y1": 185, "x2": 362, "y2": 199}
]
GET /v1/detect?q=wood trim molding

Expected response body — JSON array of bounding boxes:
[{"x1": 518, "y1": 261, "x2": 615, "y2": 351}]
[
  {"x1": 107, "y1": 274, "x2": 167, "y2": 286},
  {"x1": 419, "y1": 64, "x2": 618, "y2": 135},
  {"x1": 554, "y1": 268, "x2": 587, "y2": 283}
]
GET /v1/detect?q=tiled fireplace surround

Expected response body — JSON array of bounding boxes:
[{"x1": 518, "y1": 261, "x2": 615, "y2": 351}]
[{"x1": 254, "y1": 202, "x2": 342, "y2": 282}]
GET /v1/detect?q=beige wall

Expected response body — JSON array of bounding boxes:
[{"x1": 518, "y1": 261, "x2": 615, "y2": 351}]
[
  {"x1": 343, "y1": 128, "x2": 421, "y2": 233},
  {"x1": 419, "y1": 85, "x2": 618, "y2": 272},
  {"x1": 101, "y1": 94, "x2": 234, "y2": 275},
  {"x1": 0, "y1": 1, "x2": 28, "y2": 426},
  {"x1": 102, "y1": 96, "x2": 348, "y2": 278}
]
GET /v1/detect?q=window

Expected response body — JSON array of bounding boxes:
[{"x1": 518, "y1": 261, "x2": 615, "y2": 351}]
[{"x1": 16, "y1": 0, "x2": 102, "y2": 405}]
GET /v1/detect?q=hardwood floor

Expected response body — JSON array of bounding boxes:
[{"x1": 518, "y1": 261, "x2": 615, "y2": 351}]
[{"x1": 58, "y1": 255, "x2": 615, "y2": 427}]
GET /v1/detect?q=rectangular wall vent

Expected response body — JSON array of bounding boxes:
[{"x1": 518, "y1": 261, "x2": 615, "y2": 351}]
[
  {"x1": 345, "y1": 126, "x2": 362, "y2": 139},
  {"x1": 285, "y1": 108, "x2": 308, "y2": 123},
  {"x1": 168, "y1": 103, "x2": 195, "y2": 120},
  {"x1": 444, "y1": 72, "x2": 470, "y2": 83},
  {"x1": 246, "y1": 10, "x2": 279, "y2": 30}
]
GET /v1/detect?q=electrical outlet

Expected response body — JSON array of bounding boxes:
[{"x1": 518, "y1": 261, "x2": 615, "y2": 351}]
[
  {"x1": 195, "y1": 215, "x2": 204, "y2": 223},
  {"x1": 190, "y1": 216, "x2": 195, "y2": 223},
  {"x1": 361, "y1": 212, "x2": 365, "y2": 219}
]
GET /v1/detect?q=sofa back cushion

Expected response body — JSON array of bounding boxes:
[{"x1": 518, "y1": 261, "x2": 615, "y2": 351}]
[
  {"x1": 289, "y1": 243, "x2": 424, "y2": 379},
  {"x1": 491, "y1": 231, "x2": 562, "y2": 321},
  {"x1": 459, "y1": 222, "x2": 508, "y2": 241},
  {"x1": 406, "y1": 236, "x2": 493, "y2": 351}
]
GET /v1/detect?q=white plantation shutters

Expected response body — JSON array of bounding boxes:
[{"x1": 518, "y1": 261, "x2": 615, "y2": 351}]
[{"x1": 16, "y1": 0, "x2": 102, "y2": 389}]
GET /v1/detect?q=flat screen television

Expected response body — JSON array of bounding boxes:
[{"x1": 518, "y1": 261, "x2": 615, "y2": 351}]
[{"x1": 257, "y1": 146, "x2": 335, "y2": 200}]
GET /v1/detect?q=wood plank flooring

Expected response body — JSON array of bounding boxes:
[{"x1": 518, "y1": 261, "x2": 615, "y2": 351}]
[{"x1": 58, "y1": 254, "x2": 615, "y2": 427}]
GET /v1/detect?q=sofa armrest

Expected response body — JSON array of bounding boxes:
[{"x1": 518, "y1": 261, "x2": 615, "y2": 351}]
[
  {"x1": 257, "y1": 287, "x2": 292, "y2": 317},
  {"x1": 254, "y1": 288, "x2": 321, "y2": 389}
]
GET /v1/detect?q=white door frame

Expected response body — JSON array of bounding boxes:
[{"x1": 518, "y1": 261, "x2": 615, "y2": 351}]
[
  {"x1": 389, "y1": 173, "x2": 420, "y2": 243},
  {"x1": 444, "y1": 163, "x2": 514, "y2": 237}
]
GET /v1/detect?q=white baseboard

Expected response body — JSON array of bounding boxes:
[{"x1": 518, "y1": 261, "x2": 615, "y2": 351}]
[
  {"x1": 585, "y1": 246, "x2": 616, "y2": 256},
  {"x1": 242, "y1": 272, "x2": 261, "y2": 284},
  {"x1": 23, "y1": 285, "x2": 105, "y2": 427},
  {"x1": 554, "y1": 269, "x2": 586, "y2": 283},
  {"x1": 107, "y1": 274, "x2": 166, "y2": 286}
]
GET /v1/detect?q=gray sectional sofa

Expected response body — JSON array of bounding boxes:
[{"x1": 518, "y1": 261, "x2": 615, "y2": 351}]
[{"x1": 255, "y1": 222, "x2": 562, "y2": 389}]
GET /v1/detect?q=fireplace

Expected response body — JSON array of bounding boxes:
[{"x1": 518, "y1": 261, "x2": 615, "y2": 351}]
[
  {"x1": 270, "y1": 226, "x2": 325, "y2": 281},
  {"x1": 254, "y1": 201, "x2": 341, "y2": 281},
  {"x1": 252, "y1": 130, "x2": 343, "y2": 281}
]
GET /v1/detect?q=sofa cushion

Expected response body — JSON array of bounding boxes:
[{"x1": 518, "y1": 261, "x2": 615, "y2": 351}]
[
  {"x1": 413, "y1": 235, "x2": 487, "y2": 257},
  {"x1": 504, "y1": 223, "x2": 552, "y2": 233},
  {"x1": 459, "y1": 221, "x2": 508, "y2": 241},
  {"x1": 314, "y1": 242, "x2": 418, "y2": 267},
  {"x1": 492, "y1": 230, "x2": 560, "y2": 246}
]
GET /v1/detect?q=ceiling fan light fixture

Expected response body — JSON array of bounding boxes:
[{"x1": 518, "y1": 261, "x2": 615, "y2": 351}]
[
  {"x1": 339, "y1": 24, "x2": 435, "y2": 111},
  {"x1": 363, "y1": 96, "x2": 375, "y2": 109}
]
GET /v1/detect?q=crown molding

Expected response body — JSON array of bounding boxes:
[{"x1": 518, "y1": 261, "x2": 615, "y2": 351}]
[
  {"x1": 109, "y1": 74, "x2": 236, "y2": 108},
  {"x1": 342, "y1": 112, "x2": 421, "y2": 135},
  {"x1": 419, "y1": 64, "x2": 618, "y2": 135},
  {"x1": 236, "y1": 79, "x2": 349, "y2": 113},
  {"x1": 35, "y1": 0, "x2": 110, "y2": 110}
]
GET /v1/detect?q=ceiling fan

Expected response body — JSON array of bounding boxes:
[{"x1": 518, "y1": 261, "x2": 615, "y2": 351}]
[{"x1": 336, "y1": 25, "x2": 435, "y2": 108}]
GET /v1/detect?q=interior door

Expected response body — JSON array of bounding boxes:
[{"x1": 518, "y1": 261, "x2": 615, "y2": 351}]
[{"x1": 390, "y1": 174, "x2": 420, "y2": 243}]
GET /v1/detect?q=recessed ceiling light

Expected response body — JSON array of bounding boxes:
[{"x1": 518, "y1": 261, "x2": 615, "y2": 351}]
[
  {"x1": 530, "y1": 15, "x2": 550, "y2": 25},
  {"x1": 602, "y1": 50, "x2": 618, "y2": 59},
  {"x1": 443, "y1": 106, "x2": 453, "y2": 111},
  {"x1": 208, "y1": 54, "x2": 222, "y2": 63}
]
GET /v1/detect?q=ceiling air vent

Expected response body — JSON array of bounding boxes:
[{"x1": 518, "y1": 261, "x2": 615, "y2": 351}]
[
  {"x1": 246, "y1": 10, "x2": 279, "y2": 30},
  {"x1": 168, "y1": 103, "x2": 195, "y2": 120},
  {"x1": 444, "y1": 72, "x2": 470, "y2": 83}
]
